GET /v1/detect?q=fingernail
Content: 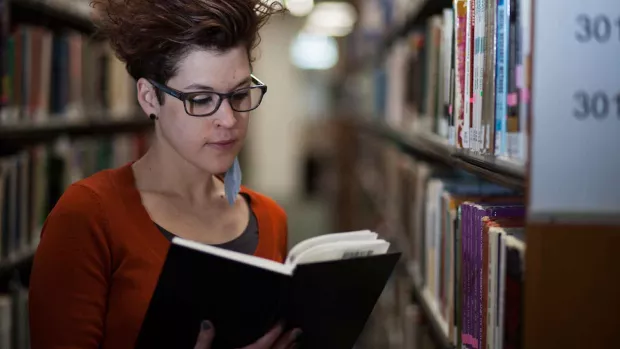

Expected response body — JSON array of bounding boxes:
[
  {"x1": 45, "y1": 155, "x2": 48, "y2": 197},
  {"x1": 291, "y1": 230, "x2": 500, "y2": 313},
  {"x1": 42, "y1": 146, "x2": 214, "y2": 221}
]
[{"x1": 201, "y1": 320, "x2": 212, "y2": 331}]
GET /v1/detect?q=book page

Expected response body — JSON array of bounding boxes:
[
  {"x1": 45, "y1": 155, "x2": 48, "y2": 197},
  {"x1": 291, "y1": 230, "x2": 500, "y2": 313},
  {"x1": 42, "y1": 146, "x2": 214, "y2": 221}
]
[
  {"x1": 292, "y1": 240, "x2": 390, "y2": 267},
  {"x1": 172, "y1": 237, "x2": 293, "y2": 276},
  {"x1": 285, "y1": 230, "x2": 377, "y2": 265}
]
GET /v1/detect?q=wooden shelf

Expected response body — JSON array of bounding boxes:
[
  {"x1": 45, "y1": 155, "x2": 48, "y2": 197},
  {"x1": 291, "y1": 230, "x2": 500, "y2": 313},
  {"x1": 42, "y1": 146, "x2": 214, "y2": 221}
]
[
  {"x1": 352, "y1": 118, "x2": 526, "y2": 190},
  {"x1": 0, "y1": 115, "x2": 153, "y2": 148}
]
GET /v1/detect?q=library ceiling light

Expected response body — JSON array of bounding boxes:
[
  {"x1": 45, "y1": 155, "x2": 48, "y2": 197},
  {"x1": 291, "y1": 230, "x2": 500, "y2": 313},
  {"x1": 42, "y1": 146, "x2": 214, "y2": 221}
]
[
  {"x1": 290, "y1": 32, "x2": 339, "y2": 70},
  {"x1": 285, "y1": 0, "x2": 315, "y2": 17},
  {"x1": 304, "y1": 1, "x2": 357, "y2": 37}
]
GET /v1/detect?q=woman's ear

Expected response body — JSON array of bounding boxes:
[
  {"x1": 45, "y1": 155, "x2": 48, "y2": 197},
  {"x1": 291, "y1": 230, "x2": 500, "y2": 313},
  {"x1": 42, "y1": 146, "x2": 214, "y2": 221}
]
[{"x1": 136, "y1": 78, "x2": 160, "y2": 116}]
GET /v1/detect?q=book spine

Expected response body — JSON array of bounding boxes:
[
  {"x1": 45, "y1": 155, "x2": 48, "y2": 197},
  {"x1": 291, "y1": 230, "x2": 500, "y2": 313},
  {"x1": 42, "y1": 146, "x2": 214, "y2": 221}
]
[
  {"x1": 463, "y1": 0, "x2": 475, "y2": 149},
  {"x1": 455, "y1": 205, "x2": 463, "y2": 348},
  {"x1": 460, "y1": 203, "x2": 468, "y2": 347},
  {"x1": 454, "y1": 0, "x2": 468, "y2": 149},
  {"x1": 476, "y1": 208, "x2": 484, "y2": 349},
  {"x1": 494, "y1": 0, "x2": 509, "y2": 156},
  {"x1": 487, "y1": 229, "x2": 497, "y2": 348},
  {"x1": 469, "y1": 204, "x2": 476, "y2": 349},
  {"x1": 473, "y1": 0, "x2": 486, "y2": 152},
  {"x1": 481, "y1": 0, "x2": 497, "y2": 155},
  {"x1": 503, "y1": 240, "x2": 525, "y2": 349},
  {"x1": 506, "y1": 0, "x2": 520, "y2": 159},
  {"x1": 480, "y1": 220, "x2": 490, "y2": 349},
  {"x1": 442, "y1": 9, "x2": 455, "y2": 140},
  {"x1": 448, "y1": 7, "x2": 457, "y2": 146},
  {"x1": 464, "y1": 203, "x2": 472, "y2": 349},
  {"x1": 497, "y1": 233, "x2": 507, "y2": 349},
  {"x1": 517, "y1": 0, "x2": 532, "y2": 162},
  {"x1": 485, "y1": 226, "x2": 495, "y2": 349}
]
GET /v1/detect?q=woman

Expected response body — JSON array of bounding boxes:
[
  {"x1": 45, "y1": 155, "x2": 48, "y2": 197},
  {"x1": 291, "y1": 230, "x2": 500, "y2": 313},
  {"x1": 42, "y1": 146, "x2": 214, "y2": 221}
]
[{"x1": 28, "y1": 0, "x2": 301, "y2": 348}]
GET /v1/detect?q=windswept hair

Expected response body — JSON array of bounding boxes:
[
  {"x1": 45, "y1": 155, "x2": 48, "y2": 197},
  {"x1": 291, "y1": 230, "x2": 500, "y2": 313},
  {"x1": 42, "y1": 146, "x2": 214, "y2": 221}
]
[{"x1": 90, "y1": 0, "x2": 284, "y2": 86}]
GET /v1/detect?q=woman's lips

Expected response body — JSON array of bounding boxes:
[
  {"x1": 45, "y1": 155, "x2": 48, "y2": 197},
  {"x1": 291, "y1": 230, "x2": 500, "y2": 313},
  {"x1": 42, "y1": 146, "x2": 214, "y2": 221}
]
[{"x1": 207, "y1": 139, "x2": 237, "y2": 150}]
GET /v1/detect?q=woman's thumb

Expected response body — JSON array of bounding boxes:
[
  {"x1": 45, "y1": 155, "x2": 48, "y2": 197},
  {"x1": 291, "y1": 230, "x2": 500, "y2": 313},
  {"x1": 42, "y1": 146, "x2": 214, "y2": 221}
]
[{"x1": 194, "y1": 320, "x2": 215, "y2": 349}]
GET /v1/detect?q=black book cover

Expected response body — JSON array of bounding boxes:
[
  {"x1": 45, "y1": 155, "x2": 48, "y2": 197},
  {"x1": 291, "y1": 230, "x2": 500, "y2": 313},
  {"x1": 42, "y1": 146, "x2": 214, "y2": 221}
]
[{"x1": 135, "y1": 243, "x2": 400, "y2": 349}]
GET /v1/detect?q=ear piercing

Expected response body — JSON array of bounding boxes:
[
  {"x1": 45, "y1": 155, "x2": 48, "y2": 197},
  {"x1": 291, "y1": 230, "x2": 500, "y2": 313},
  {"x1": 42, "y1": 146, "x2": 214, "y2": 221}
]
[{"x1": 149, "y1": 113, "x2": 158, "y2": 120}]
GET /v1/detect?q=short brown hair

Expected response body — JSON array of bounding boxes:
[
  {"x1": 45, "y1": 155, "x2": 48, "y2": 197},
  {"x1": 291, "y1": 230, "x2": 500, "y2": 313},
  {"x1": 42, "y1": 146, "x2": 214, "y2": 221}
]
[{"x1": 91, "y1": 0, "x2": 283, "y2": 88}]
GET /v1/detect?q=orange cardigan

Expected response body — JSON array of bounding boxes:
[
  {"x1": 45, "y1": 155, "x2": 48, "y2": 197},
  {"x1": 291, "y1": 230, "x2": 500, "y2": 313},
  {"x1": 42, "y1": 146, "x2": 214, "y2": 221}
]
[{"x1": 28, "y1": 163, "x2": 288, "y2": 349}]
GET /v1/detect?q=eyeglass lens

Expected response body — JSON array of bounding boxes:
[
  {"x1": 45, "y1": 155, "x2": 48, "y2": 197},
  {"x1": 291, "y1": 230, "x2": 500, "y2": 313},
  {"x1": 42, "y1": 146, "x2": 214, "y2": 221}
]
[{"x1": 185, "y1": 87, "x2": 264, "y2": 116}]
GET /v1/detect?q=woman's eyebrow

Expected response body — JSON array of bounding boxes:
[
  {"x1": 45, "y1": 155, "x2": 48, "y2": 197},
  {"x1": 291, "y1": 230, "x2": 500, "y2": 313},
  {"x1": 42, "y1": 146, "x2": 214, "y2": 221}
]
[{"x1": 183, "y1": 77, "x2": 252, "y2": 91}]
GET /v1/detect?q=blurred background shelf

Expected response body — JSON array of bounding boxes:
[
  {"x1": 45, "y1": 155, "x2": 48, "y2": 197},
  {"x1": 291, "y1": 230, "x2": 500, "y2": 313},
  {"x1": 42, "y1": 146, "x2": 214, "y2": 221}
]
[
  {"x1": 10, "y1": 0, "x2": 94, "y2": 34},
  {"x1": 0, "y1": 245, "x2": 37, "y2": 292},
  {"x1": 379, "y1": 0, "x2": 452, "y2": 56},
  {"x1": 0, "y1": 115, "x2": 153, "y2": 147},
  {"x1": 354, "y1": 152, "x2": 455, "y2": 349},
  {"x1": 0, "y1": 247, "x2": 35, "y2": 278}
]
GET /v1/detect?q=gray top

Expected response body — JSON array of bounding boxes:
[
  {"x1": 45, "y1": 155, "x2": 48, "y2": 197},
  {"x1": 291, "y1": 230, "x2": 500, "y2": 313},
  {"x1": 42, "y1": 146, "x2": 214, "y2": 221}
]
[{"x1": 154, "y1": 194, "x2": 259, "y2": 255}]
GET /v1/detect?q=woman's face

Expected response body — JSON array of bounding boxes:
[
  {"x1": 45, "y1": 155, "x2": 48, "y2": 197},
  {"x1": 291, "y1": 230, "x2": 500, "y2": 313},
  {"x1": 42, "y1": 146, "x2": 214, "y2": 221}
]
[{"x1": 155, "y1": 45, "x2": 252, "y2": 175}]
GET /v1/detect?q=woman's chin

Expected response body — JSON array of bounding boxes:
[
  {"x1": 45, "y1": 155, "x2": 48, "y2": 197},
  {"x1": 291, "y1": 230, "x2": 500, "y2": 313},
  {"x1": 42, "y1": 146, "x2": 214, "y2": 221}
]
[{"x1": 197, "y1": 158, "x2": 236, "y2": 175}]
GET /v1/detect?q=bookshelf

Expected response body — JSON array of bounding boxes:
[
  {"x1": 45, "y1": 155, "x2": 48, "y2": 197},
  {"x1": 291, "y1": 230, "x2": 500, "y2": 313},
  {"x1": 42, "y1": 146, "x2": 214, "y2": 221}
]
[
  {"x1": 354, "y1": 156, "x2": 455, "y2": 349},
  {"x1": 0, "y1": 0, "x2": 150, "y2": 344},
  {"x1": 337, "y1": 0, "x2": 620, "y2": 349}
]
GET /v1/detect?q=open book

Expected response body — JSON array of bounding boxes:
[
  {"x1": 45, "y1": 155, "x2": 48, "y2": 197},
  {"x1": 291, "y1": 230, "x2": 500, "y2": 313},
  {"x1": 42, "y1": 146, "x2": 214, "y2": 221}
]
[{"x1": 135, "y1": 230, "x2": 400, "y2": 349}]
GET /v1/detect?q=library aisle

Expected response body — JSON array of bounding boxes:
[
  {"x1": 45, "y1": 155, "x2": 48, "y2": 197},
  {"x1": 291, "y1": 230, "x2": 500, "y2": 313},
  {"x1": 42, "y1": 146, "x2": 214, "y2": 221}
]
[{"x1": 0, "y1": 0, "x2": 619, "y2": 349}]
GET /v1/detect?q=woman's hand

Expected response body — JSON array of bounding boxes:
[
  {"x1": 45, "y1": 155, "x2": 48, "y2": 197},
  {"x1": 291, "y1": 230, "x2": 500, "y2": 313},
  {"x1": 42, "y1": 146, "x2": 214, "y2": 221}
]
[{"x1": 194, "y1": 320, "x2": 302, "y2": 349}]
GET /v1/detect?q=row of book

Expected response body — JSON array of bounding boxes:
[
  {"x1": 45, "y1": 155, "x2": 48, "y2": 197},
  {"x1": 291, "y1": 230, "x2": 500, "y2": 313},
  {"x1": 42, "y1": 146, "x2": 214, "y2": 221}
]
[
  {"x1": 350, "y1": 0, "x2": 532, "y2": 163},
  {"x1": 0, "y1": 23, "x2": 137, "y2": 125},
  {"x1": 418, "y1": 174, "x2": 525, "y2": 349},
  {"x1": 0, "y1": 284, "x2": 29, "y2": 349},
  {"x1": 355, "y1": 134, "x2": 525, "y2": 349},
  {"x1": 0, "y1": 132, "x2": 150, "y2": 264}
]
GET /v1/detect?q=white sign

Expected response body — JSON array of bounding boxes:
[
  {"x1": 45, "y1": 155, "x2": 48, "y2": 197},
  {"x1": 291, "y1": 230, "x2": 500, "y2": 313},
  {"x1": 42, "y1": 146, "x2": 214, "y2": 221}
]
[{"x1": 529, "y1": 0, "x2": 620, "y2": 218}]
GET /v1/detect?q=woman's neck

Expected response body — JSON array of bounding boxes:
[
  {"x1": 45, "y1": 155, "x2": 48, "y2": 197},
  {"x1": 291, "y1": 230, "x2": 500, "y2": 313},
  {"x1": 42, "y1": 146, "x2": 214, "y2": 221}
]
[{"x1": 132, "y1": 139, "x2": 223, "y2": 205}]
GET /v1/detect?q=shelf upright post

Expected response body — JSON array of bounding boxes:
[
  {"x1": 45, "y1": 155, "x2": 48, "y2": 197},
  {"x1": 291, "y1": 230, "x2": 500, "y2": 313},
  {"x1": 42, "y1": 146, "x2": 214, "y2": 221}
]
[{"x1": 526, "y1": 0, "x2": 620, "y2": 348}]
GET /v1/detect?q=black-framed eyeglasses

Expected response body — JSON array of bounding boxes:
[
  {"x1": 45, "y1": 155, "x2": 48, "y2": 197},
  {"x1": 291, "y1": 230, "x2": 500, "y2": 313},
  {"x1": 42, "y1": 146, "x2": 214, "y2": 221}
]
[{"x1": 148, "y1": 75, "x2": 268, "y2": 117}]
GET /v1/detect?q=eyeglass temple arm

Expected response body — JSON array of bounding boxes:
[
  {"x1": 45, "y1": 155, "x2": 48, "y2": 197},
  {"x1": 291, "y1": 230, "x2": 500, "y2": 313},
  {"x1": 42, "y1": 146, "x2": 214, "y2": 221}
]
[
  {"x1": 251, "y1": 74, "x2": 265, "y2": 86},
  {"x1": 149, "y1": 79, "x2": 183, "y2": 99}
]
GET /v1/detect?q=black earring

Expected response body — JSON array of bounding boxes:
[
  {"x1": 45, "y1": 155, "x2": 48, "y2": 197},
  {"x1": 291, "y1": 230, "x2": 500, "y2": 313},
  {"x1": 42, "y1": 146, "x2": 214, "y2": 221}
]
[{"x1": 149, "y1": 113, "x2": 157, "y2": 120}]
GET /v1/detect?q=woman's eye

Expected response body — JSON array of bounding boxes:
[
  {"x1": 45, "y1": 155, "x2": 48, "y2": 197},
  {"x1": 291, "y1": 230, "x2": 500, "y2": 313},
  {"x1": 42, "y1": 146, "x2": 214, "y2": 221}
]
[
  {"x1": 191, "y1": 95, "x2": 214, "y2": 105},
  {"x1": 232, "y1": 92, "x2": 249, "y2": 100}
]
